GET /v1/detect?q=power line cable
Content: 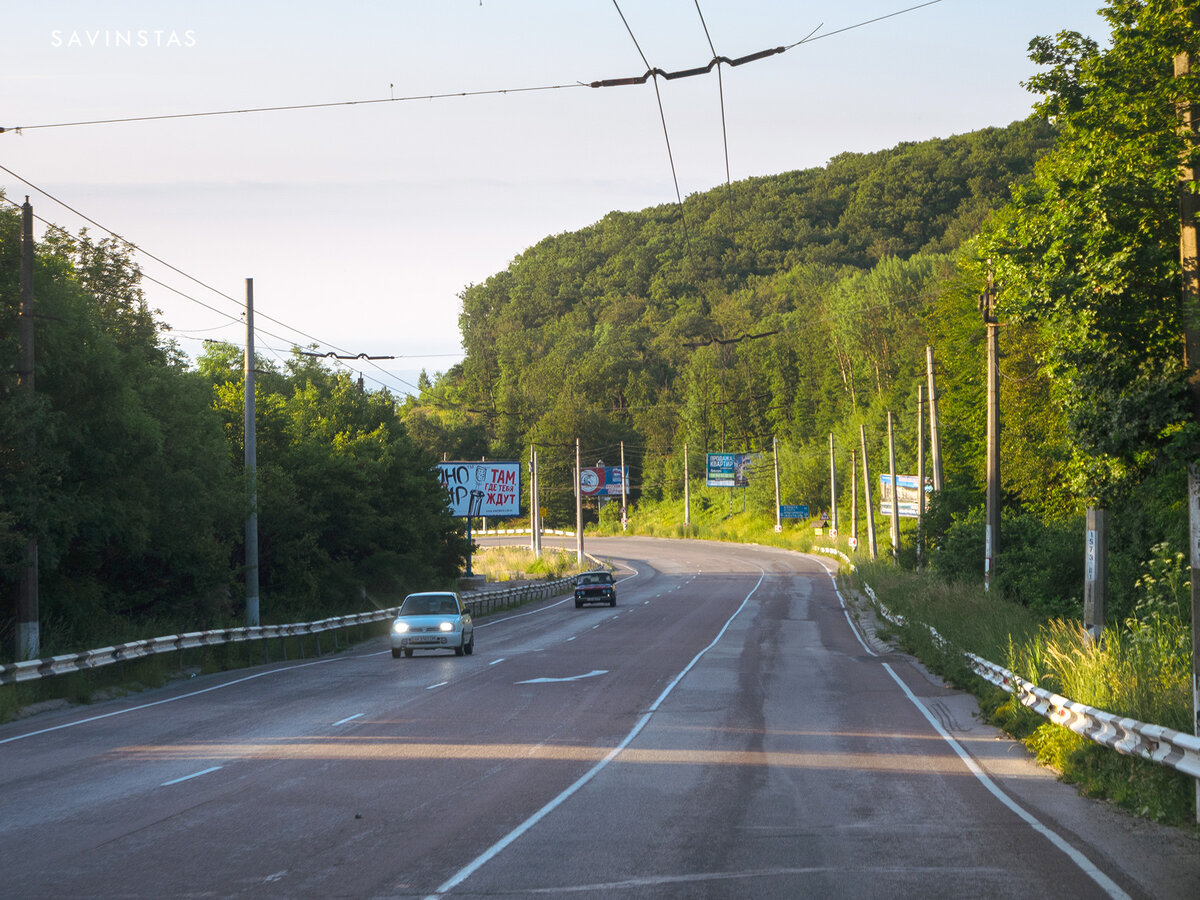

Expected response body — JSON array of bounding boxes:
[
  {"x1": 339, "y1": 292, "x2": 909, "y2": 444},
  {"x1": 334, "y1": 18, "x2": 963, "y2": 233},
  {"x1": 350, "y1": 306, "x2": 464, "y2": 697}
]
[
  {"x1": 0, "y1": 167, "x2": 393, "y2": 361},
  {"x1": 0, "y1": 82, "x2": 588, "y2": 133}
]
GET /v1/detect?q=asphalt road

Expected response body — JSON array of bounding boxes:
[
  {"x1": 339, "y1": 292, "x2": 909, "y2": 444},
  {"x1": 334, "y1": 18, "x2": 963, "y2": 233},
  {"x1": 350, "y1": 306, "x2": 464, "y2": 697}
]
[{"x1": 1, "y1": 537, "x2": 1197, "y2": 899}]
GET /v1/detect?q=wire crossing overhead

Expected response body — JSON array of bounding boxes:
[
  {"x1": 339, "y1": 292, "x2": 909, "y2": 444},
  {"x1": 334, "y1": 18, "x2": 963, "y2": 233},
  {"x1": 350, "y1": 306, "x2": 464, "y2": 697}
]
[
  {"x1": 587, "y1": 46, "x2": 785, "y2": 88},
  {"x1": 0, "y1": 1, "x2": 944, "y2": 134}
]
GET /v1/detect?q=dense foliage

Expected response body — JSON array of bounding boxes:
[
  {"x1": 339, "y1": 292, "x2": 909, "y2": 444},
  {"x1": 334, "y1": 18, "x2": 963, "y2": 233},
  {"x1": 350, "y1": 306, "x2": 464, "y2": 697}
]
[
  {"x1": 410, "y1": 2, "x2": 1198, "y2": 627},
  {"x1": 416, "y1": 120, "x2": 1059, "y2": 524},
  {"x1": 0, "y1": 201, "x2": 466, "y2": 659}
]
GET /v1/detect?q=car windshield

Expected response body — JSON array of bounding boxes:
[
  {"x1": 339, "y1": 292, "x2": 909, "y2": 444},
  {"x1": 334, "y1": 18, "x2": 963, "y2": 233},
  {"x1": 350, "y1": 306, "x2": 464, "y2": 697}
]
[
  {"x1": 399, "y1": 595, "x2": 459, "y2": 616},
  {"x1": 578, "y1": 573, "x2": 611, "y2": 585}
]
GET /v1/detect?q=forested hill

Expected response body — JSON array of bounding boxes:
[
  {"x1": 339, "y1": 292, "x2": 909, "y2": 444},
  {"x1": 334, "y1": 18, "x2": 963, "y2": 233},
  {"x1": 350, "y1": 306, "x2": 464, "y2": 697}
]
[{"x1": 409, "y1": 118, "x2": 1056, "y2": 515}]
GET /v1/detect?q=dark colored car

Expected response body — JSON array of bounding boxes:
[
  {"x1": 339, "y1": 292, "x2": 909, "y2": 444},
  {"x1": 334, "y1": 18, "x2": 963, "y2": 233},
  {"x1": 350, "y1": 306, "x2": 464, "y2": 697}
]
[{"x1": 574, "y1": 570, "x2": 616, "y2": 608}]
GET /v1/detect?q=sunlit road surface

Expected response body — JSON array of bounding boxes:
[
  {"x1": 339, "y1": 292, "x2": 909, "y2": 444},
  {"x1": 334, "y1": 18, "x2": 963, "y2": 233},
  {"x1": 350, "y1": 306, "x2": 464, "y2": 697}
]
[{"x1": 1, "y1": 537, "x2": 1197, "y2": 898}]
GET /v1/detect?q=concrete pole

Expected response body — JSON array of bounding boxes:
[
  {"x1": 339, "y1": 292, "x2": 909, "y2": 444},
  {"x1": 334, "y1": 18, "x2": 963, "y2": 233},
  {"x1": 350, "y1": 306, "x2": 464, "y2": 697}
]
[
  {"x1": 576, "y1": 438, "x2": 584, "y2": 566},
  {"x1": 1084, "y1": 508, "x2": 1107, "y2": 641},
  {"x1": 887, "y1": 411, "x2": 900, "y2": 565},
  {"x1": 244, "y1": 278, "x2": 260, "y2": 626},
  {"x1": 850, "y1": 448, "x2": 858, "y2": 554},
  {"x1": 620, "y1": 440, "x2": 628, "y2": 531},
  {"x1": 773, "y1": 436, "x2": 781, "y2": 533},
  {"x1": 684, "y1": 443, "x2": 691, "y2": 528},
  {"x1": 16, "y1": 197, "x2": 39, "y2": 660},
  {"x1": 983, "y1": 269, "x2": 1000, "y2": 592},
  {"x1": 926, "y1": 345, "x2": 944, "y2": 492},
  {"x1": 860, "y1": 424, "x2": 877, "y2": 560},
  {"x1": 829, "y1": 433, "x2": 838, "y2": 537},
  {"x1": 917, "y1": 384, "x2": 926, "y2": 572}
]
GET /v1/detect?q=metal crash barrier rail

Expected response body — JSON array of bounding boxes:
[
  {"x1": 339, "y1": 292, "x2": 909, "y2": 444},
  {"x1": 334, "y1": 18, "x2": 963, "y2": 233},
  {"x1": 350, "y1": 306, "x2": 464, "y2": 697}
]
[
  {"x1": 850, "y1": 572, "x2": 1200, "y2": 783},
  {"x1": 0, "y1": 578, "x2": 573, "y2": 686}
]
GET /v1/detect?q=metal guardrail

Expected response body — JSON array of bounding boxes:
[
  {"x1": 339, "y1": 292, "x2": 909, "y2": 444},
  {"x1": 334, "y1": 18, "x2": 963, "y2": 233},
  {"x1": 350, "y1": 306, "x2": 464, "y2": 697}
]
[
  {"x1": 848, "y1": 575, "x2": 1200, "y2": 783},
  {"x1": 0, "y1": 578, "x2": 573, "y2": 686}
]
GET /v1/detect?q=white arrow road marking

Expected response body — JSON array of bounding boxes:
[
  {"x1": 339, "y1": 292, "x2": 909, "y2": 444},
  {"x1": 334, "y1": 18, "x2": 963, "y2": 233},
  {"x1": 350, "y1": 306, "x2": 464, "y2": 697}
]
[{"x1": 515, "y1": 670, "x2": 608, "y2": 684}]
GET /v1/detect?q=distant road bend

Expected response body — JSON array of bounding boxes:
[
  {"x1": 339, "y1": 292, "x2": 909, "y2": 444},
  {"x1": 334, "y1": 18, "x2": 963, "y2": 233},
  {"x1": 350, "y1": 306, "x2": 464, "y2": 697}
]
[{"x1": 1, "y1": 536, "x2": 1196, "y2": 898}]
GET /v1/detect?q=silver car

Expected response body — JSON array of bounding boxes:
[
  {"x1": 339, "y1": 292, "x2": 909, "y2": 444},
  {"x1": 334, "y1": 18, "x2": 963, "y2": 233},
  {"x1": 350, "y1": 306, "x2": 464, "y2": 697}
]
[{"x1": 390, "y1": 591, "x2": 474, "y2": 658}]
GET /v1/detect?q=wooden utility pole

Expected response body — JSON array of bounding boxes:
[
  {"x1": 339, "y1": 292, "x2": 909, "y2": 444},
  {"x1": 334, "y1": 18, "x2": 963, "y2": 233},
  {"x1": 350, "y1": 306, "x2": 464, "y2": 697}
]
[
  {"x1": 244, "y1": 278, "x2": 260, "y2": 626},
  {"x1": 1173, "y1": 41, "x2": 1200, "y2": 821},
  {"x1": 15, "y1": 197, "x2": 39, "y2": 660},
  {"x1": 926, "y1": 346, "x2": 944, "y2": 492},
  {"x1": 860, "y1": 424, "x2": 877, "y2": 560},
  {"x1": 887, "y1": 412, "x2": 900, "y2": 565},
  {"x1": 981, "y1": 267, "x2": 1001, "y2": 592}
]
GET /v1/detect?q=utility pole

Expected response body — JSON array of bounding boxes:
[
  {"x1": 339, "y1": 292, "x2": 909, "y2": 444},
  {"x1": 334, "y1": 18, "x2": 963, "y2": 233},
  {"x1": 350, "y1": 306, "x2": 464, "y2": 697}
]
[
  {"x1": 244, "y1": 278, "x2": 260, "y2": 626},
  {"x1": 1173, "y1": 39, "x2": 1200, "y2": 822},
  {"x1": 16, "y1": 197, "x2": 38, "y2": 660},
  {"x1": 1084, "y1": 509, "x2": 1107, "y2": 640},
  {"x1": 982, "y1": 267, "x2": 1000, "y2": 592},
  {"x1": 850, "y1": 447, "x2": 859, "y2": 554},
  {"x1": 926, "y1": 346, "x2": 944, "y2": 492},
  {"x1": 575, "y1": 438, "x2": 584, "y2": 566},
  {"x1": 828, "y1": 433, "x2": 838, "y2": 537},
  {"x1": 860, "y1": 424, "x2": 877, "y2": 560},
  {"x1": 684, "y1": 443, "x2": 691, "y2": 528},
  {"x1": 773, "y1": 436, "x2": 782, "y2": 533},
  {"x1": 530, "y1": 445, "x2": 541, "y2": 558},
  {"x1": 917, "y1": 385, "x2": 926, "y2": 572},
  {"x1": 620, "y1": 440, "x2": 628, "y2": 531},
  {"x1": 887, "y1": 411, "x2": 900, "y2": 565}
]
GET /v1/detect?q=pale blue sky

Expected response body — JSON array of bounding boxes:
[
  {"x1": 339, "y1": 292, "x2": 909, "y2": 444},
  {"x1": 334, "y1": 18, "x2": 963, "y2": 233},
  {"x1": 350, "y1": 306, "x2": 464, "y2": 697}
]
[{"x1": 2, "y1": 1, "x2": 1110, "y2": 393}]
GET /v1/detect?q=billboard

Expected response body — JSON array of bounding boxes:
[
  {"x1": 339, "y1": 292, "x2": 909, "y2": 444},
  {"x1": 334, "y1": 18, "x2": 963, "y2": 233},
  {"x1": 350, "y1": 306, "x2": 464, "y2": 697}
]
[
  {"x1": 706, "y1": 452, "x2": 756, "y2": 488},
  {"x1": 879, "y1": 474, "x2": 933, "y2": 518},
  {"x1": 579, "y1": 466, "x2": 628, "y2": 498},
  {"x1": 437, "y1": 461, "x2": 520, "y2": 517}
]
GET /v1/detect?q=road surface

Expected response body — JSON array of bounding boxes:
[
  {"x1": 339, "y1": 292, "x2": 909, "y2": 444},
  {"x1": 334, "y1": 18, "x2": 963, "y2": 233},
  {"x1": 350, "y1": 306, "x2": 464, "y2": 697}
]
[{"x1": 1, "y1": 537, "x2": 1196, "y2": 898}]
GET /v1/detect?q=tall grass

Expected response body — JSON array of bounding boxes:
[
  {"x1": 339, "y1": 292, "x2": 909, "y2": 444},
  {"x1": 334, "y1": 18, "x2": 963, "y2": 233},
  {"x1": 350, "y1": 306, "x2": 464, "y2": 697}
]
[{"x1": 853, "y1": 561, "x2": 1196, "y2": 826}]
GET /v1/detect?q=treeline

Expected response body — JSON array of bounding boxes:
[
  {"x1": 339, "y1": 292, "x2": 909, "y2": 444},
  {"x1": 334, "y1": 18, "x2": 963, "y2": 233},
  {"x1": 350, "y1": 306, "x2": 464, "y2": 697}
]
[
  {"x1": 410, "y1": 3, "x2": 1196, "y2": 628},
  {"x1": 0, "y1": 207, "x2": 467, "y2": 660}
]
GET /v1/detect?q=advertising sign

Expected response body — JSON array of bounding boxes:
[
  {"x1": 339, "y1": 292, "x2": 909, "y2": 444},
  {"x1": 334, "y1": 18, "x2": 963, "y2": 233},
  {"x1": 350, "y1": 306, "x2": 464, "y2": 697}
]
[
  {"x1": 879, "y1": 474, "x2": 933, "y2": 518},
  {"x1": 579, "y1": 466, "x2": 627, "y2": 497},
  {"x1": 437, "y1": 461, "x2": 520, "y2": 517},
  {"x1": 706, "y1": 452, "x2": 756, "y2": 488}
]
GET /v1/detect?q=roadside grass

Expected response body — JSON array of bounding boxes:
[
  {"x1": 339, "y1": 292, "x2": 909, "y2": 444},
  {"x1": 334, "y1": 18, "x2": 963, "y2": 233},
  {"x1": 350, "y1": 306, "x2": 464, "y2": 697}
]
[
  {"x1": 848, "y1": 560, "x2": 1197, "y2": 828},
  {"x1": 469, "y1": 545, "x2": 581, "y2": 581}
]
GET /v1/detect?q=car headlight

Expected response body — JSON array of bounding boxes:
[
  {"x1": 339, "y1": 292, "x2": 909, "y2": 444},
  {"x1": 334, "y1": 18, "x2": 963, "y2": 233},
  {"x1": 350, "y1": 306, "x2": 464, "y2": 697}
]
[
  {"x1": 393, "y1": 621, "x2": 409, "y2": 634},
  {"x1": 439, "y1": 621, "x2": 454, "y2": 632}
]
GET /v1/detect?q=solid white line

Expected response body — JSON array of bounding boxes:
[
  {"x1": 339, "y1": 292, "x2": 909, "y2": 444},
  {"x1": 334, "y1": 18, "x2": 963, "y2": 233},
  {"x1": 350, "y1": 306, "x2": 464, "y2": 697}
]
[
  {"x1": 0, "y1": 656, "x2": 343, "y2": 745},
  {"x1": 161, "y1": 765, "x2": 223, "y2": 787},
  {"x1": 332, "y1": 713, "x2": 364, "y2": 727},
  {"x1": 881, "y1": 663, "x2": 1129, "y2": 900},
  {"x1": 427, "y1": 569, "x2": 766, "y2": 899},
  {"x1": 823, "y1": 568, "x2": 877, "y2": 657}
]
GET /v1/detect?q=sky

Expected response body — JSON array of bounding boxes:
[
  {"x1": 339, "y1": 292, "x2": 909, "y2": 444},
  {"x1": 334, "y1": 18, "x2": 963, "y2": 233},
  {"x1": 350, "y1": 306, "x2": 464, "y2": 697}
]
[{"x1": 2, "y1": 1, "x2": 1112, "y2": 395}]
